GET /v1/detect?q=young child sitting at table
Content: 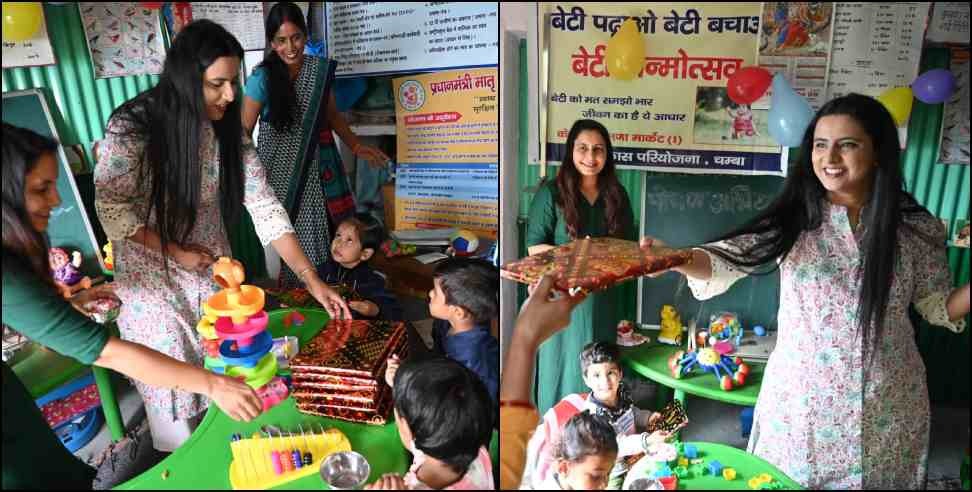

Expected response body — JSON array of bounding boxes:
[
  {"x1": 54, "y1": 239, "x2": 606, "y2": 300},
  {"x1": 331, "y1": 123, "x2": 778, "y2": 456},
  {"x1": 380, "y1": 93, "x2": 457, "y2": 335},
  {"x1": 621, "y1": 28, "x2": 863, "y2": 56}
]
[
  {"x1": 530, "y1": 411, "x2": 619, "y2": 490},
  {"x1": 368, "y1": 357, "x2": 494, "y2": 490},
  {"x1": 521, "y1": 341, "x2": 680, "y2": 489},
  {"x1": 316, "y1": 213, "x2": 403, "y2": 320},
  {"x1": 428, "y1": 258, "x2": 499, "y2": 403}
]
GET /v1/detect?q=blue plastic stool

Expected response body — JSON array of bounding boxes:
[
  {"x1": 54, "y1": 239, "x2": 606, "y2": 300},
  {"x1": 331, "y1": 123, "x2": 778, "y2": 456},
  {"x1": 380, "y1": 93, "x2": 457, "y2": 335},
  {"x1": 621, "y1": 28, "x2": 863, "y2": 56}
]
[{"x1": 740, "y1": 406, "x2": 754, "y2": 438}]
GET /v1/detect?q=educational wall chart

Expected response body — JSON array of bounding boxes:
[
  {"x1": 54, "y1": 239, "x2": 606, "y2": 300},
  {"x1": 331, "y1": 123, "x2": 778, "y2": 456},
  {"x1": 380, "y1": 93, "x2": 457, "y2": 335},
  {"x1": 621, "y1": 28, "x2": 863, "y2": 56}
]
[
  {"x1": 393, "y1": 68, "x2": 499, "y2": 236},
  {"x1": 189, "y1": 2, "x2": 265, "y2": 51},
  {"x1": 938, "y1": 48, "x2": 970, "y2": 165},
  {"x1": 757, "y1": 2, "x2": 835, "y2": 110},
  {"x1": 79, "y1": 3, "x2": 166, "y2": 78},
  {"x1": 326, "y1": 2, "x2": 498, "y2": 77},
  {"x1": 542, "y1": 3, "x2": 785, "y2": 176},
  {"x1": 1, "y1": 7, "x2": 56, "y2": 69},
  {"x1": 926, "y1": 2, "x2": 970, "y2": 45},
  {"x1": 825, "y1": 3, "x2": 928, "y2": 101}
]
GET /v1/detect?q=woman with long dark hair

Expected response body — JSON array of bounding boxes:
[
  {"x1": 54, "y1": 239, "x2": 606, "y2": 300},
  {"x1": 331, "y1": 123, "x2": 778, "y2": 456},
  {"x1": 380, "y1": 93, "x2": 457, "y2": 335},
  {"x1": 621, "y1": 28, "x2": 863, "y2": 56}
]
[
  {"x1": 644, "y1": 94, "x2": 970, "y2": 488},
  {"x1": 525, "y1": 119, "x2": 635, "y2": 415},
  {"x1": 2, "y1": 123, "x2": 262, "y2": 489},
  {"x1": 94, "y1": 20, "x2": 350, "y2": 452},
  {"x1": 242, "y1": 2, "x2": 388, "y2": 288}
]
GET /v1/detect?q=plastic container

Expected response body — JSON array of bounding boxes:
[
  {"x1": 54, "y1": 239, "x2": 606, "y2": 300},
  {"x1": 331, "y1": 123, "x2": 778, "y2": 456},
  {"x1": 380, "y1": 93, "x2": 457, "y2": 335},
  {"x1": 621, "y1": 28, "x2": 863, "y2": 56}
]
[{"x1": 740, "y1": 406, "x2": 755, "y2": 438}]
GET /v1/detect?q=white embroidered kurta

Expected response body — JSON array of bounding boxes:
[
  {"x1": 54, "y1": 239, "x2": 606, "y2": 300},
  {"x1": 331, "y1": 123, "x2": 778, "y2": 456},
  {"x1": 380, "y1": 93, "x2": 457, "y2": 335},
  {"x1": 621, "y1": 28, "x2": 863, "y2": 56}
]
[
  {"x1": 688, "y1": 200, "x2": 965, "y2": 489},
  {"x1": 95, "y1": 116, "x2": 294, "y2": 422}
]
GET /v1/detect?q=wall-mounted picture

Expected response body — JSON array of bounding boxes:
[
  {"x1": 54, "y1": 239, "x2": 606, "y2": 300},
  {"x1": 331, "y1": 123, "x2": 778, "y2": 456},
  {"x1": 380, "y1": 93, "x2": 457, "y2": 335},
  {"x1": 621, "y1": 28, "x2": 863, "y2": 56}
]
[{"x1": 953, "y1": 219, "x2": 970, "y2": 248}]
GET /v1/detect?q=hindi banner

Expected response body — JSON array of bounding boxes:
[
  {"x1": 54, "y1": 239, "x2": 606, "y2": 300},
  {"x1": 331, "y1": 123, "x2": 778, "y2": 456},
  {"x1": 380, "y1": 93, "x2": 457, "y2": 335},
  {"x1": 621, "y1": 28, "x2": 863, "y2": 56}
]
[
  {"x1": 542, "y1": 3, "x2": 785, "y2": 176},
  {"x1": 393, "y1": 68, "x2": 498, "y2": 236}
]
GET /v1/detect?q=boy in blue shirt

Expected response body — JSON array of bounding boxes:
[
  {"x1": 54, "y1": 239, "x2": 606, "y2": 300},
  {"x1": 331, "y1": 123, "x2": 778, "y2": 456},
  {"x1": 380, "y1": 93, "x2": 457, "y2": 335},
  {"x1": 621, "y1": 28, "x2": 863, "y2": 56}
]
[
  {"x1": 427, "y1": 258, "x2": 499, "y2": 403},
  {"x1": 316, "y1": 213, "x2": 403, "y2": 320}
]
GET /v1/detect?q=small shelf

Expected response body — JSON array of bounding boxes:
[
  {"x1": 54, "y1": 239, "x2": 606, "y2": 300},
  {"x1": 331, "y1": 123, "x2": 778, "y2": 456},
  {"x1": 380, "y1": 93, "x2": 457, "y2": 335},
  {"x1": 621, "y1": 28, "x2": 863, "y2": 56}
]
[{"x1": 350, "y1": 124, "x2": 396, "y2": 136}]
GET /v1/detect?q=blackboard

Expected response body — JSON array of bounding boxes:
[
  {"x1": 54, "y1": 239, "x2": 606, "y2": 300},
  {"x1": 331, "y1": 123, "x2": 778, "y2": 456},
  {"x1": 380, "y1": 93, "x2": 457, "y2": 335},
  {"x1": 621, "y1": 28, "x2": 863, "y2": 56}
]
[
  {"x1": 638, "y1": 172, "x2": 785, "y2": 331},
  {"x1": 2, "y1": 89, "x2": 106, "y2": 278}
]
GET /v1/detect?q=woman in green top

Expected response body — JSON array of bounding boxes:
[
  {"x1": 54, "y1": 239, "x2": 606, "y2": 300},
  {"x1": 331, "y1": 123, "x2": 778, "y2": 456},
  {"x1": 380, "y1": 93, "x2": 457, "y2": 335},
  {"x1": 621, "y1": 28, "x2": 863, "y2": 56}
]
[
  {"x1": 242, "y1": 2, "x2": 388, "y2": 289},
  {"x1": 1, "y1": 123, "x2": 263, "y2": 489},
  {"x1": 526, "y1": 119, "x2": 636, "y2": 415}
]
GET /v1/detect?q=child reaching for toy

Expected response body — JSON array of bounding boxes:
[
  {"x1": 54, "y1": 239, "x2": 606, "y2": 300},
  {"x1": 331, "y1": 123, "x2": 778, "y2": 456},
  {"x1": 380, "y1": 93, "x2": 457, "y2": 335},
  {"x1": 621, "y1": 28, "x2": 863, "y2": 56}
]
[
  {"x1": 530, "y1": 411, "x2": 619, "y2": 490},
  {"x1": 316, "y1": 213, "x2": 403, "y2": 320},
  {"x1": 368, "y1": 357, "x2": 494, "y2": 490},
  {"x1": 520, "y1": 341, "x2": 684, "y2": 490}
]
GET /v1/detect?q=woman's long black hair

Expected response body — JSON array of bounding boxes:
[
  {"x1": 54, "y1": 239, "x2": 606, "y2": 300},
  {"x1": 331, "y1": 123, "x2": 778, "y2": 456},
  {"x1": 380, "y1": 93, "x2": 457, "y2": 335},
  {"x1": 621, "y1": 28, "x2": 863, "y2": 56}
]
[
  {"x1": 108, "y1": 19, "x2": 245, "y2": 275},
  {"x1": 258, "y1": 2, "x2": 307, "y2": 129},
  {"x1": 556, "y1": 119, "x2": 628, "y2": 239},
  {"x1": 1, "y1": 123, "x2": 59, "y2": 288},
  {"x1": 702, "y1": 93, "x2": 935, "y2": 360}
]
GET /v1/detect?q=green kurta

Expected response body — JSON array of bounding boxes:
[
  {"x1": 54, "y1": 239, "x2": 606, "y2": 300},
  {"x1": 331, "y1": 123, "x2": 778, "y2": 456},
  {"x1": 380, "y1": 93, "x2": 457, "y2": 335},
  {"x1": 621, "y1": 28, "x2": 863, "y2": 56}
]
[
  {"x1": 2, "y1": 265, "x2": 109, "y2": 490},
  {"x1": 525, "y1": 180, "x2": 635, "y2": 415}
]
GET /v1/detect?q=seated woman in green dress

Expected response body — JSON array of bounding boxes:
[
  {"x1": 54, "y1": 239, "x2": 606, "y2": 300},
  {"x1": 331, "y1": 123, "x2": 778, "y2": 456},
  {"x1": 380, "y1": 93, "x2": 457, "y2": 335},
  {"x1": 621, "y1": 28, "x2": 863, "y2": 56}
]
[
  {"x1": 1, "y1": 123, "x2": 263, "y2": 489},
  {"x1": 526, "y1": 119, "x2": 636, "y2": 415}
]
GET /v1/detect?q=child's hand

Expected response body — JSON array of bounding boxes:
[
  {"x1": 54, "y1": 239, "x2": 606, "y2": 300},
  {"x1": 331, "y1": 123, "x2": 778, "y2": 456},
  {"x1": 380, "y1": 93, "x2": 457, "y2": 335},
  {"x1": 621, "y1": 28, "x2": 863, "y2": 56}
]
[
  {"x1": 384, "y1": 354, "x2": 401, "y2": 388},
  {"x1": 366, "y1": 473, "x2": 406, "y2": 490},
  {"x1": 647, "y1": 411, "x2": 662, "y2": 429},
  {"x1": 645, "y1": 430, "x2": 673, "y2": 445},
  {"x1": 349, "y1": 300, "x2": 379, "y2": 317}
]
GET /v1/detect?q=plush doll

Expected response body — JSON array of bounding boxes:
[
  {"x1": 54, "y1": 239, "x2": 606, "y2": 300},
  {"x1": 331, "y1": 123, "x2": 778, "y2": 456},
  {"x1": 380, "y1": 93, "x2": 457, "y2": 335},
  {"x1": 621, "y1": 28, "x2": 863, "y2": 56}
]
[{"x1": 49, "y1": 247, "x2": 92, "y2": 299}]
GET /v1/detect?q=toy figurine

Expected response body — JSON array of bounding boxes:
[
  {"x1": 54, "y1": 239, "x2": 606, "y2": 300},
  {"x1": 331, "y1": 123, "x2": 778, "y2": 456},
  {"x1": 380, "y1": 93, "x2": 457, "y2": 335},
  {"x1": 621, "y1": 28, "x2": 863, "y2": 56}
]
[
  {"x1": 658, "y1": 305, "x2": 683, "y2": 345},
  {"x1": 49, "y1": 247, "x2": 92, "y2": 299},
  {"x1": 103, "y1": 242, "x2": 114, "y2": 271}
]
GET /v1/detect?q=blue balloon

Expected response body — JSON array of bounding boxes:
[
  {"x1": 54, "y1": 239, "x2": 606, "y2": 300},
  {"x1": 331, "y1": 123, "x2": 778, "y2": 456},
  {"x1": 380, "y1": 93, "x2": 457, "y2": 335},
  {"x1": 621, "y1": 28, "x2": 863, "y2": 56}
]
[
  {"x1": 912, "y1": 69, "x2": 956, "y2": 104},
  {"x1": 767, "y1": 74, "x2": 814, "y2": 148}
]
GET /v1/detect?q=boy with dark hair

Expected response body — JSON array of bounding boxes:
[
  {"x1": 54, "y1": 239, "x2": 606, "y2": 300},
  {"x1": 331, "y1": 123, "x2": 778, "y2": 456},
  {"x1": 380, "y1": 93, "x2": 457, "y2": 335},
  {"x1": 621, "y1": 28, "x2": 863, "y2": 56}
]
[
  {"x1": 521, "y1": 341, "x2": 682, "y2": 489},
  {"x1": 368, "y1": 357, "x2": 494, "y2": 490},
  {"x1": 429, "y1": 258, "x2": 499, "y2": 403},
  {"x1": 316, "y1": 213, "x2": 403, "y2": 320}
]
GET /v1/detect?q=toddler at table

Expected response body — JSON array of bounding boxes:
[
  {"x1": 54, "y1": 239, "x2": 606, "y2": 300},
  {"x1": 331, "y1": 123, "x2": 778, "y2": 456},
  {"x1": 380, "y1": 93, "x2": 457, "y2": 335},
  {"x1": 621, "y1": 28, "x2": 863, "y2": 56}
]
[
  {"x1": 315, "y1": 213, "x2": 402, "y2": 320},
  {"x1": 530, "y1": 411, "x2": 619, "y2": 490},
  {"x1": 367, "y1": 357, "x2": 494, "y2": 490},
  {"x1": 521, "y1": 341, "x2": 681, "y2": 489}
]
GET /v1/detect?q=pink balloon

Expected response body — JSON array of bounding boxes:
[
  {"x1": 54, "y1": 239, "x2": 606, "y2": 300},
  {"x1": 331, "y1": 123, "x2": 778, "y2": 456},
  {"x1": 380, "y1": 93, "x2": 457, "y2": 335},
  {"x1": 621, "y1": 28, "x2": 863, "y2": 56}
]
[{"x1": 727, "y1": 66, "x2": 772, "y2": 105}]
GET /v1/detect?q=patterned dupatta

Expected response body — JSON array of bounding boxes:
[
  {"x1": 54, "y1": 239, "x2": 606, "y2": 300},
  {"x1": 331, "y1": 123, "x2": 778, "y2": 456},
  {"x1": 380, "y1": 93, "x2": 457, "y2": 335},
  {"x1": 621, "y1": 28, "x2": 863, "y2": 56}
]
[{"x1": 256, "y1": 56, "x2": 354, "y2": 231}]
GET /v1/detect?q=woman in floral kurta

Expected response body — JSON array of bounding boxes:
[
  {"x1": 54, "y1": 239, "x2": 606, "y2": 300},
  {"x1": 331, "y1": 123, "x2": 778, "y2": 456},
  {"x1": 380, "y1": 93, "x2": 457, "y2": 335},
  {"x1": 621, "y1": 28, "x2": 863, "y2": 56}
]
[
  {"x1": 94, "y1": 20, "x2": 348, "y2": 452},
  {"x1": 646, "y1": 94, "x2": 969, "y2": 488}
]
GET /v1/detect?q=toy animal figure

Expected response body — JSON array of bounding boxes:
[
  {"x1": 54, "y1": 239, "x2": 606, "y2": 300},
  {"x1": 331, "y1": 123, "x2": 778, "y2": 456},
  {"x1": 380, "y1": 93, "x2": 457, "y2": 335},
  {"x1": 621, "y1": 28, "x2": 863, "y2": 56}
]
[
  {"x1": 103, "y1": 242, "x2": 114, "y2": 271},
  {"x1": 658, "y1": 304, "x2": 683, "y2": 345},
  {"x1": 48, "y1": 247, "x2": 92, "y2": 299},
  {"x1": 669, "y1": 348, "x2": 751, "y2": 391}
]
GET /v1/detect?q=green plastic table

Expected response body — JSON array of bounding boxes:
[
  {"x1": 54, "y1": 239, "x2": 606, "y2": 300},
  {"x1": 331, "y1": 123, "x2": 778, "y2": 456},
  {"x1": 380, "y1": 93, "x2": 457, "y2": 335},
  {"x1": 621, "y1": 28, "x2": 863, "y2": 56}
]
[
  {"x1": 625, "y1": 441, "x2": 803, "y2": 489},
  {"x1": 620, "y1": 340, "x2": 765, "y2": 409},
  {"x1": 117, "y1": 308, "x2": 412, "y2": 490}
]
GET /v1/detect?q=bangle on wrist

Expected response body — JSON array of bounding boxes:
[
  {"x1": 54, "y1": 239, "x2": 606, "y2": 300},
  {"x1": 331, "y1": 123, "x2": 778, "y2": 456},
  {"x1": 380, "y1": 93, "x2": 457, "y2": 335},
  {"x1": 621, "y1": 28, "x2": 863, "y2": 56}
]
[{"x1": 297, "y1": 266, "x2": 314, "y2": 281}]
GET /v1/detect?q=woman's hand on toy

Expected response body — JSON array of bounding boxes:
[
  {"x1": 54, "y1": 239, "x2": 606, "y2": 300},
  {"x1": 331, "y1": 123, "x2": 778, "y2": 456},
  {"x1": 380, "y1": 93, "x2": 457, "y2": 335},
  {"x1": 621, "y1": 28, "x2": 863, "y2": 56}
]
[
  {"x1": 207, "y1": 373, "x2": 262, "y2": 422},
  {"x1": 349, "y1": 300, "x2": 379, "y2": 317},
  {"x1": 366, "y1": 473, "x2": 406, "y2": 490},
  {"x1": 384, "y1": 354, "x2": 400, "y2": 388},
  {"x1": 305, "y1": 274, "x2": 352, "y2": 320},
  {"x1": 354, "y1": 144, "x2": 390, "y2": 168}
]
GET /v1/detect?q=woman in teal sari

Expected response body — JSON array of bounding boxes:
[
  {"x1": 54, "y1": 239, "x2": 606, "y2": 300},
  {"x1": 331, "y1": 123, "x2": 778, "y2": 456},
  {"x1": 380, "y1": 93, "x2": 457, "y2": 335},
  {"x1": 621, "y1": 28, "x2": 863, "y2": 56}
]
[{"x1": 243, "y1": 2, "x2": 387, "y2": 288}]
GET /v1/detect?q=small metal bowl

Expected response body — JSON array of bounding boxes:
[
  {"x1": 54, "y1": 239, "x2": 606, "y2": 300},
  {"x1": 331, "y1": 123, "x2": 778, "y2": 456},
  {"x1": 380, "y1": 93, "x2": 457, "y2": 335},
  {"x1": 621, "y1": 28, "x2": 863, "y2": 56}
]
[{"x1": 320, "y1": 451, "x2": 371, "y2": 490}]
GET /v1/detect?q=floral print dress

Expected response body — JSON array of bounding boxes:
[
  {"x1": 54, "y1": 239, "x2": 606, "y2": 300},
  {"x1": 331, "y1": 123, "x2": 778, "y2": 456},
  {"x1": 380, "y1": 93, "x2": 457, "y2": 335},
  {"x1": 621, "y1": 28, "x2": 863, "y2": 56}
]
[
  {"x1": 95, "y1": 116, "x2": 294, "y2": 423},
  {"x1": 688, "y1": 200, "x2": 965, "y2": 489}
]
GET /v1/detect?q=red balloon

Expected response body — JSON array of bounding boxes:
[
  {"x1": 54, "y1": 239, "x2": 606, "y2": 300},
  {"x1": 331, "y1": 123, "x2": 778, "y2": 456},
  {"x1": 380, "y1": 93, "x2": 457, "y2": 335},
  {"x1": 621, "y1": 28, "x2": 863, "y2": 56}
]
[
  {"x1": 141, "y1": 2, "x2": 164, "y2": 9},
  {"x1": 727, "y1": 66, "x2": 772, "y2": 105}
]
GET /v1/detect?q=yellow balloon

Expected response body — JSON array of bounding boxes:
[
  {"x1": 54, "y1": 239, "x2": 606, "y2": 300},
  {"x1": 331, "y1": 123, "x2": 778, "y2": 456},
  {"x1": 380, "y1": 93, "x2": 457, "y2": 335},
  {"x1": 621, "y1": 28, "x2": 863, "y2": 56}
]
[
  {"x1": 877, "y1": 87, "x2": 914, "y2": 127},
  {"x1": 605, "y1": 18, "x2": 645, "y2": 81},
  {"x1": 2, "y1": 2, "x2": 44, "y2": 43}
]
